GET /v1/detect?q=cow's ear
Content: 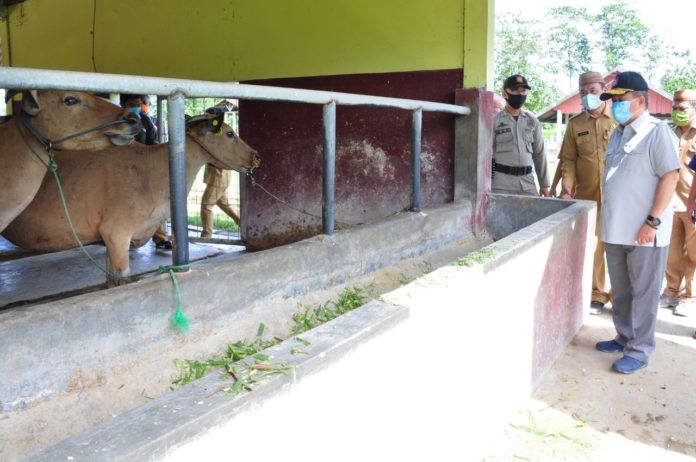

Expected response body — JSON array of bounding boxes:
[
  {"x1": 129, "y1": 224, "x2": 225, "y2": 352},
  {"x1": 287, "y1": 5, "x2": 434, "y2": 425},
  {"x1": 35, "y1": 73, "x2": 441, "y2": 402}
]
[
  {"x1": 4, "y1": 89, "x2": 18, "y2": 104},
  {"x1": 205, "y1": 107, "x2": 224, "y2": 133},
  {"x1": 184, "y1": 114, "x2": 209, "y2": 135},
  {"x1": 186, "y1": 111, "x2": 222, "y2": 136},
  {"x1": 22, "y1": 90, "x2": 41, "y2": 116}
]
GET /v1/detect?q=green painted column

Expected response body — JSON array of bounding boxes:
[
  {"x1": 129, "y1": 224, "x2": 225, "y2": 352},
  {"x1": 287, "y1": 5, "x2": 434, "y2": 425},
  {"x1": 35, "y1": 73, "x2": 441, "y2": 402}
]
[{"x1": 463, "y1": 0, "x2": 494, "y2": 89}]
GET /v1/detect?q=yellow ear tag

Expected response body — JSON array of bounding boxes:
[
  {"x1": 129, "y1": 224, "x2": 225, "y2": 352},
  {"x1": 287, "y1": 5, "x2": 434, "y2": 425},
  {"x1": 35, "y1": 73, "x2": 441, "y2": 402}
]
[{"x1": 211, "y1": 119, "x2": 224, "y2": 136}]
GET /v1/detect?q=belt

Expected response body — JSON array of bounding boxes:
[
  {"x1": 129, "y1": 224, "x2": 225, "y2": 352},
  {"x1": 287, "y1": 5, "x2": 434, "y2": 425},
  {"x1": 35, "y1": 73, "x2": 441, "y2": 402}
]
[{"x1": 492, "y1": 160, "x2": 532, "y2": 176}]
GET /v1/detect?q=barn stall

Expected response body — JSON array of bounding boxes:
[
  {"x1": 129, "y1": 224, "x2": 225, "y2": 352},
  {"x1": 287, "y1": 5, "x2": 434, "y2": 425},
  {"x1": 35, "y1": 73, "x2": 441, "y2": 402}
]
[{"x1": 0, "y1": 1, "x2": 595, "y2": 460}]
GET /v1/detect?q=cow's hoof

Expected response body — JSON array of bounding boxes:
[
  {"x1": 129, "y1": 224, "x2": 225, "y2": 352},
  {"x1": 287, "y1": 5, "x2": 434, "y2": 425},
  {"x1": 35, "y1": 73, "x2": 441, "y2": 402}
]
[{"x1": 106, "y1": 275, "x2": 131, "y2": 287}]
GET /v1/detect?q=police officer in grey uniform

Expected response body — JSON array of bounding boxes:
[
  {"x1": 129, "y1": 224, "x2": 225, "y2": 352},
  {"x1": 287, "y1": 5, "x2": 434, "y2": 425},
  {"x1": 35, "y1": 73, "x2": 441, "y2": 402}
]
[{"x1": 492, "y1": 74, "x2": 550, "y2": 196}]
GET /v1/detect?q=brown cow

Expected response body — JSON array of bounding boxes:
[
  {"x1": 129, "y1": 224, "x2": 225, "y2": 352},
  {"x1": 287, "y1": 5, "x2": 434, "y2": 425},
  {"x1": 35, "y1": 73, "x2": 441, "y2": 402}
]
[
  {"x1": 3, "y1": 110, "x2": 260, "y2": 285},
  {"x1": 0, "y1": 90, "x2": 139, "y2": 232}
]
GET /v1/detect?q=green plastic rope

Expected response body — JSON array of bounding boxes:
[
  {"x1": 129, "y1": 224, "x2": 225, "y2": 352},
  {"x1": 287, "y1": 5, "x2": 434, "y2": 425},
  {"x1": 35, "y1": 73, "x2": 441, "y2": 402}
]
[
  {"x1": 49, "y1": 160, "x2": 124, "y2": 282},
  {"x1": 50, "y1": 158, "x2": 192, "y2": 333},
  {"x1": 157, "y1": 264, "x2": 192, "y2": 333}
]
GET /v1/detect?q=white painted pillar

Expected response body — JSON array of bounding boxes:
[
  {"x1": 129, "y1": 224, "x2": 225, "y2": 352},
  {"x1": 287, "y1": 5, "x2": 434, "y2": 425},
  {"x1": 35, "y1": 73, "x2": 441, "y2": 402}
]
[{"x1": 556, "y1": 109, "x2": 562, "y2": 142}]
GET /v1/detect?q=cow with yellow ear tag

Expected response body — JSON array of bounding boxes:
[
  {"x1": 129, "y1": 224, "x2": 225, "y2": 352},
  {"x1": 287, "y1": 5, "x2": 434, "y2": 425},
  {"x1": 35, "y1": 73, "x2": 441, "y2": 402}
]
[{"x1": 3, "y1": 109, "x2": 261, "y2": 286}]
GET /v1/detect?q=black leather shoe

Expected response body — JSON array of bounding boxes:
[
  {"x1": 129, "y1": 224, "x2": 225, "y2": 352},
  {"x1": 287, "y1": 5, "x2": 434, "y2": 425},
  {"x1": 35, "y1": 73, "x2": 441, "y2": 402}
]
[{"x1": 155, "y1": 240, "x2": 173, "y2": 250}]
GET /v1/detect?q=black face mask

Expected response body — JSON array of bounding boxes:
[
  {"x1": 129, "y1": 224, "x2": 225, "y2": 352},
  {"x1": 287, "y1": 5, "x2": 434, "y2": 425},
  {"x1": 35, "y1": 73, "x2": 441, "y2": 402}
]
[{"x1": 505, "y1": 91, "x2": 527, "y2": 109}]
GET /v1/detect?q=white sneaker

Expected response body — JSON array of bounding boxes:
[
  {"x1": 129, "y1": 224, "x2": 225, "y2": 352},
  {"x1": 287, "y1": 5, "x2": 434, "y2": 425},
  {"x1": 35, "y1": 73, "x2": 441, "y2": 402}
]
[{"x1": 673, "y1": 300, "x2": 692, "y2": 317}]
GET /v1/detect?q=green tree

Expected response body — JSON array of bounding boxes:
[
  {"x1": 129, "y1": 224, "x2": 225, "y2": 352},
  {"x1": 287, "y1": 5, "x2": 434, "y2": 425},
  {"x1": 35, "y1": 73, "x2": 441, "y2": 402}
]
[
  {"x1": 150, "y1": 97, "x2": 220, "y2": 121},
  {"x1": 547, "y1": 7, "x2": 593, "y2": 90},
  {"x1": 661, "y1": 50, "x2": 696, "y2": 94},
  {"x1": 641, "y1": 35, "x2": 667, "y2": 82},
  {"x1": 594, "y1": 1, "x2": 648, "y2": 71},
  {"x1": 495, "y1": 13, "x2": 560, "y2": 113},
  {"x1": 184, "y1": 97, "x2": 219, "y2": 117}
]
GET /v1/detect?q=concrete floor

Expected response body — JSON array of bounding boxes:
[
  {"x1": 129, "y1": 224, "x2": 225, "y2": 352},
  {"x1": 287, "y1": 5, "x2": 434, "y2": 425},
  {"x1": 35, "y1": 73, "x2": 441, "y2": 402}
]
[
  {"x1": 0, "y1": 235, "x2": 244, "y2": 308},
  {"x1": 483, "y1": 306, "x2": 696, "y2": 461}
]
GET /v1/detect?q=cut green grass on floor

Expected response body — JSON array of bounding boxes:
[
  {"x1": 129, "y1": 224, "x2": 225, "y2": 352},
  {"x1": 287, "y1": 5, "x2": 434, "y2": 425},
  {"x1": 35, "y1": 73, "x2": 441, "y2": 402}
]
[
  {"x1": 291, "y1": 286, "x2": 367, "y2": 335},
  {"x1": 453, "y1": 247, "x2": 496, "y2": 267},
  {"x1": 172, "y1": 286, "x2": 368, "y2": 394}
]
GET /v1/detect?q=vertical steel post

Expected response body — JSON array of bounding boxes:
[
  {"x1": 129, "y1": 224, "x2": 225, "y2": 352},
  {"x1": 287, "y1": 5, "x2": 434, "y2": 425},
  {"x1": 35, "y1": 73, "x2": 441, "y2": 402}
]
[
  {"x1": 322, "y1": 101, "x2": 336, "y2": 235},
  {"x1": 156, "y1": 96, "x2": 165, "y2": 143},
  {"x1": 411, "y1": 108, "x2": 422, "y2": 212},
  {"x1": 167, "y1": 92, "x2": 189, "y2": 268}
]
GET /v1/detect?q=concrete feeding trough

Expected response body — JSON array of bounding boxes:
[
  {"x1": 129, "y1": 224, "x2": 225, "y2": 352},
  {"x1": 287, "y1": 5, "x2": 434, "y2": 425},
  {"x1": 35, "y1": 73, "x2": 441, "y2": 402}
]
[{"x1": 1, "y1": 195, "x2": 595, "y2": 461}]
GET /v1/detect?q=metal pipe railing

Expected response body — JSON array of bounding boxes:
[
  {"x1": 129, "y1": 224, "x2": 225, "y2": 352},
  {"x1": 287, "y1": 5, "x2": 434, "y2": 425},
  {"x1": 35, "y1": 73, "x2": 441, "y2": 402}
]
[
  {"x1": 322, "y1": 101, "x2": 337, "y2": 235},
  {"x1": 0, "y1": 67, "x2": 470, "y2": 115},
  {"x1": 0, "y1": 66, "x2": 471, "y2": 262},
  {"x1": 411, "y1": 109, "x2": 423, "y2": 212},
  {"x1": 156, "y1": 96, "x2": 165, "y2": 143},
  {"x1": 166, "y1": 92, "x2": 189, "y2": 268}
]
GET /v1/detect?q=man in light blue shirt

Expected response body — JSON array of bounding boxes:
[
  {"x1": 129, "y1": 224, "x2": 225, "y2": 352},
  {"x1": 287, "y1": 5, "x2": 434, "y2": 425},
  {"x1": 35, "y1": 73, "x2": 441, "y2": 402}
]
[{"x1": 596, "y1": 71, "x2": 680, "y2": 374}]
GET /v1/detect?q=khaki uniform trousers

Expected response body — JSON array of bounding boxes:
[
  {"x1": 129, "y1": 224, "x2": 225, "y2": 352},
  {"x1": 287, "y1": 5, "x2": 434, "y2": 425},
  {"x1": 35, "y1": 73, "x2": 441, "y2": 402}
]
[
  {"x1": 591, "y1": 207, "x2": 610, "y2": 304},
  {"x1": 663, "y1": 211, "x2": 696, "y2": 299},
  {"x1": 592, "y1": 234, "x2": 610, "y2": 304},
  {"x1": 578, "y1": 189, "x2": 610, "y2": 305},
  {"x1": 200, "y1": 185, "x2": 240, "y2": 237}
]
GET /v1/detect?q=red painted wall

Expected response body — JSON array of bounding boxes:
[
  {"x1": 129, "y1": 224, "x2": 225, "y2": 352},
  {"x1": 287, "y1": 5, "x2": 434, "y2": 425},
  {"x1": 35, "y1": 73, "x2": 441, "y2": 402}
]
[{"x1": 239, "y1": 69, "x2": 463, "y2": 249}]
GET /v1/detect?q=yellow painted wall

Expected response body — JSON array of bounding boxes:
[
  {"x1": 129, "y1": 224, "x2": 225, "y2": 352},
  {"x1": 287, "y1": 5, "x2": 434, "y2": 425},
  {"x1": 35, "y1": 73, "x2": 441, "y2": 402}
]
[
  {"x1": 1, "y1": 6, "x2": 12, "y2": 68},
  {"x1": 464, "y1": 0, "x2": 494, "y2": 89},
  {"x1": 2, "y1": 0, "x2": 491, "y2": 87}
]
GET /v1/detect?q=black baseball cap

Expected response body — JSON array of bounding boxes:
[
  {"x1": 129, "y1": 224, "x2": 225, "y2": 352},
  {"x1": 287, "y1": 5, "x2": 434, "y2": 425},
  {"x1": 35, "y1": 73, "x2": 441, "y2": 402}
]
[
  {"x1": 504, "y1": 74, "x2": 531, "y2": 90},
  {"x1": 600, "y1": 71, "x2": 648, "y2": 100}
]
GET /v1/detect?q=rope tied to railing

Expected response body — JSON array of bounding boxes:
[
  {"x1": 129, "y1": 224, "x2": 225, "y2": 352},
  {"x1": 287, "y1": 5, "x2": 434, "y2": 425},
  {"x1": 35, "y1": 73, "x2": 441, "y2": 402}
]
[
  {"x1": 245, "y1": 170, "x2": 369, "y2": 227},
  {"x1": 157, "y1": 264, "x2": 192, "y2": 333}
]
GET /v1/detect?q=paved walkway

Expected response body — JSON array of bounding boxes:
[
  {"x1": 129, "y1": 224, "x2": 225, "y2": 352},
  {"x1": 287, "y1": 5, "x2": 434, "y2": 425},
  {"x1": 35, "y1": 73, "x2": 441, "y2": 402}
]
[{"x1": 482, "y1": 306, "x2": 696, "y2": 461}]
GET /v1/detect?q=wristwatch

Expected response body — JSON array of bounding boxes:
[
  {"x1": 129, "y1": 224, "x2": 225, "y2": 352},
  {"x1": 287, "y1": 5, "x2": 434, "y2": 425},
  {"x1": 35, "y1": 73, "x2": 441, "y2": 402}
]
[{"x1": 645, "y1": 215, "x2": 661, "y2": 229}]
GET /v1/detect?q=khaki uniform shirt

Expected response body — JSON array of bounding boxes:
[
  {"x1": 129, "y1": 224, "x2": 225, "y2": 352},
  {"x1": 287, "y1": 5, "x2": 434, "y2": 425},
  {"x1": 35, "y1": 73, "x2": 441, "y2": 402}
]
[
  {"x1": 492, "y1": 109, "x2": 549, "y2": 194},
  {"x1": 560, "y1": 103, "x2": 616, "y2": 203},
  {"x1": 672, "y1": 125, "x2": 696, "y2": 212},
  {"x1": 203, "y1": 164, "x2": 230, "y2": 187}
]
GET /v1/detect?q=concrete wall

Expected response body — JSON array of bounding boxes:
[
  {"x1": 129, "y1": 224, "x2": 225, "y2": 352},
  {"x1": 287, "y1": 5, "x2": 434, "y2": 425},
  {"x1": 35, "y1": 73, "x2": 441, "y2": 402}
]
[
  {"x1": 1, "y1": 201, "x2": 475, "y2": 460},
  {"x1": 239, "y1": 69, "x2": 464, "y2": 249},
  {"x1": 24, "y1": 196, "x2": 596, "y2": 461}
]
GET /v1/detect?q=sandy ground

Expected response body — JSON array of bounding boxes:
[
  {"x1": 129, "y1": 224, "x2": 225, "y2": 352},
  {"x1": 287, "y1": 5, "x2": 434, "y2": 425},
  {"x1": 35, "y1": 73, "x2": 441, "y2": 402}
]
[{"x1": 481, "y1": 304, "x2": 696, "y2": 461}]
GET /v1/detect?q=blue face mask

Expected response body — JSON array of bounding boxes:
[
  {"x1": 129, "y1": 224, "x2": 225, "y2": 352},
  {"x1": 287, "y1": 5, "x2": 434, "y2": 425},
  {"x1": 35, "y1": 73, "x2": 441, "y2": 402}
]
[
  {"x1": 611, "y1": 100, "x2": 633, "y2": 125},
  {"x1": 581, "y1": 93, "x2": 601, "y2": 111},
  {"x1": 127, "y1": 106, "x2": 142, "y2": 116}
]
